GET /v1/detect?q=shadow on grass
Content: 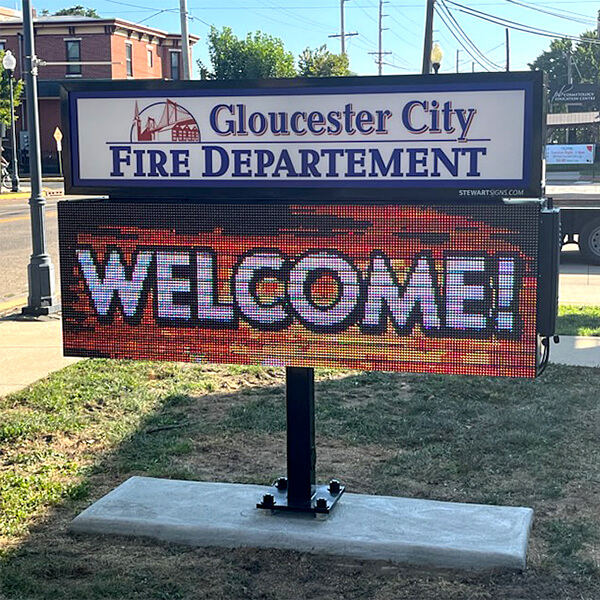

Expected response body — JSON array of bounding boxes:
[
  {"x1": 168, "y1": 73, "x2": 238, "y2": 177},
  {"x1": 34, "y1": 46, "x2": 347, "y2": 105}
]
[{"x1": 1, "y1": 361, "x2": 599, "y2": 599}]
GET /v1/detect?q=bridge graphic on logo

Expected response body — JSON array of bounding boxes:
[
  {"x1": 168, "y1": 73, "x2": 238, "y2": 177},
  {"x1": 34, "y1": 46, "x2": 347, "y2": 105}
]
[{"x1": 131, "y1": 100, "x2": 200, "y2": 143}]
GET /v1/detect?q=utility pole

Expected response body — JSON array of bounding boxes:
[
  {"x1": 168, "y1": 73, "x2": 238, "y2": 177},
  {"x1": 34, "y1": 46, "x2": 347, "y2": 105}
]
[
  {"x1": 329, "y1": 0, "x2": 358, "y2": 55},
  {"x1": 21, "y1": 0, "x2": 58, "y2": 316},
  {"x1": 421, "y1": 0, "x2": 435, "y2": 73},
  {"x1": 566, "y1": 50, "x2": 573, "y2": 143},
  {"x1": 456, "y1": 49, "x2": 460, "y2": 73},
  {"x1": 505, "y1": 28, "x2": 510, "y2": 71},
  {"x1": 341, "y1": 0, "x2": 346, "y2": 55},
  {"x1": 369, "y1": 0, "x2": 391, "y2": 75},
  {"x1": 597, "y1": 9, "x2": 600, "y2": 40},
  {"x1": 179, "y1": 0, "x2": 191, "y2": 79}
]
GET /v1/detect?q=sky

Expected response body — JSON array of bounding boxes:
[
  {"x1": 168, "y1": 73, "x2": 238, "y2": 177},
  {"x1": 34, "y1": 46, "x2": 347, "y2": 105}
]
[{"x1": 24, "y1": 0, "x2": 600, "y2": 77}]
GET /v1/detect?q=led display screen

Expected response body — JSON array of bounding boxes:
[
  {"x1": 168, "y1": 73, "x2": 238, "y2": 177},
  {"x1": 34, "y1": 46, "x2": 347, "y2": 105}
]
[{"x1": 58, "y1": 202, "x2": 540, "y2": 377}]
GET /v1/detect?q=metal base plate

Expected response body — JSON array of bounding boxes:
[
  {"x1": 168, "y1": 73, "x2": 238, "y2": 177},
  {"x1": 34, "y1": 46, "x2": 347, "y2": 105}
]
[{"x1": 257, "y1": 480, "x2": 345, "y2": 515}]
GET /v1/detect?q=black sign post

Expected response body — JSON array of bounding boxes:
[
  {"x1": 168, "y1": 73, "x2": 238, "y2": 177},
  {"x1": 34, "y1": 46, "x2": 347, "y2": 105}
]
[{"x1": 257, "y1": 367, "x2": 345, "y2": 515}]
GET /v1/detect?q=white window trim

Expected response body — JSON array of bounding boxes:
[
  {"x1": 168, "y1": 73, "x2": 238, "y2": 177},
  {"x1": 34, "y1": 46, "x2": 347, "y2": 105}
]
[
  {"x1": 125, "y1": 41, "x2": 134, "y2": 77},
  {"x1": 65, "y1": 39, "x2": 82, "y2": 76}
]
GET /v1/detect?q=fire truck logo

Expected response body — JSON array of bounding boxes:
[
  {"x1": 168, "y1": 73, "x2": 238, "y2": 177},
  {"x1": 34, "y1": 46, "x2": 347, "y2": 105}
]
[{"x1": 130, "y1": 100, "x2": 200, "y2": 143}]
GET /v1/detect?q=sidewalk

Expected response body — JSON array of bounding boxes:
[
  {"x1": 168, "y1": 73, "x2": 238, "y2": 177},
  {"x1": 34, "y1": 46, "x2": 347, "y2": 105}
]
[
  {"x1": 0, "y1": 179, "x2": 64, "y2": 201},
  {"x1": 0, "y1": 314, "x2": 80, "y2": 396},
  {"x1": 1, "y1": 312, "x2": 599, "y2": 397}
]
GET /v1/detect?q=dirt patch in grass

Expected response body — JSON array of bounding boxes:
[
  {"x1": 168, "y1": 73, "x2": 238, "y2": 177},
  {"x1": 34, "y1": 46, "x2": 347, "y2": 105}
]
[{"x1": 1, "y1": 361, "x2": 599, "y2": 599}]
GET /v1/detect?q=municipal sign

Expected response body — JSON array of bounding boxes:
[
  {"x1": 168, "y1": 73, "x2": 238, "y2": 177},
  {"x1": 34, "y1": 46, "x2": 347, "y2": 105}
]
[{"x1": 61, "y1": 72, "x2": 544, "y2": 200}]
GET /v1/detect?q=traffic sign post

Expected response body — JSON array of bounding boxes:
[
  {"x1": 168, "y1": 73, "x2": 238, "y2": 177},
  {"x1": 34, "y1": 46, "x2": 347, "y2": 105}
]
[{"x1": 53, "y1": 127, "x2": 63, "y2": 176}]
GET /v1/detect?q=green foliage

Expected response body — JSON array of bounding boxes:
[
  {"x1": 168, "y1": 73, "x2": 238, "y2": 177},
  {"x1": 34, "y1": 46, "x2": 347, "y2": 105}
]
[
  {"x1": 199, "y1": 26, "x2": 295, "y2": 80},
  {"x1": 557, "y1": 304, "x2": 600, "y2": 336},
  {"x1": 529, "y1": 30, "x2": 600, "y2": 92},
  {"x1": 298, "y1": 44, "x2": 351, "y2": 77},
  {"x1": 0, "y1": 51, "x2": 23, "y2": 128},
  {"x1": 51, "y1": 5, "x2": 101, "y2": 18},
  {"x1": 1, "y1": 361, "x2": 600, "y2": 596},
  {"x1": 530, "y1": 30, "x2": 600, "y2": 142}
]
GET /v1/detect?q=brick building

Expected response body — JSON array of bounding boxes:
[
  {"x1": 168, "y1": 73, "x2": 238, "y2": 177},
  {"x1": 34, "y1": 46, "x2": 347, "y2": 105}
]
[{"x1": 0, "y1": 14, "x2": 199, "y2": 173}]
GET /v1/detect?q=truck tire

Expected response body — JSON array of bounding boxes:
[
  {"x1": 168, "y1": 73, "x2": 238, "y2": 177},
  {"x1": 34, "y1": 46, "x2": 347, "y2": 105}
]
[{"x1": 579, "y1": 218, "x2": 600, "y2": 264}]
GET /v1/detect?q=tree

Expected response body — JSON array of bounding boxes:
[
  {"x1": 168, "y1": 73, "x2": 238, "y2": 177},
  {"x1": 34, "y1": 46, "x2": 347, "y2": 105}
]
[
  {"x1": 298, "y1": 45, "x2": 351, "y2": 77},
  {"x1": 529, "y1": 30, "x2": 600, "y2": 91},
  {"x1": 50, "y1": 5, "x2": 101, "y2": 18},
  {"x1": 529, "y1": 37, "x2": 573, "y2": 92},
  {"x1": 198, "y1": 26, "x2": 295, "y2": 80},
  {"x1": 530, "y1": 29, "x2": 600, "y2": 143}
]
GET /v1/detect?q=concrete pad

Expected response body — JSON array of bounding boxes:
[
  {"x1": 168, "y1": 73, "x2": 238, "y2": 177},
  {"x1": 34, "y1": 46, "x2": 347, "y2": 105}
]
[
  {"x1": 550, "y1": 335, "x2": 600, "y2": 368},
  {"x1": 70, "y1": 477, "x2": 534, "y2": 571}
]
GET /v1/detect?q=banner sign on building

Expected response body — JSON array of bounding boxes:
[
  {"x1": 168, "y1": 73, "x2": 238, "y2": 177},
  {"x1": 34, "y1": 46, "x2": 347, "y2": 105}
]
[
  {"x1": 61, "y1": 72, "x2": 544, "y2": 200},
  {"x1": 550, "y1": 84, "x2": 598, "y2": 104},
  {"x1": 546, "y1": 144, "x2": 595, "y2": 165},
  {"x1": 59, "y1": 201, "x2": 541, "y2": 378}
]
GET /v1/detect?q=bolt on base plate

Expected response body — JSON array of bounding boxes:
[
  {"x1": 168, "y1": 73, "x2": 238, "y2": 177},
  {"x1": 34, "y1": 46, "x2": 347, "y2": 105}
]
[{"x1": 257, "y1": 479, "x2": 345, "y2": 515}]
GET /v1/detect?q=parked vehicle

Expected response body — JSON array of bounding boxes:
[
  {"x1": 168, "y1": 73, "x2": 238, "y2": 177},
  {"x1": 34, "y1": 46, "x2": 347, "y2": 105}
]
[{"x1": 549, "y1": 190, "x2": 600, "y2": 263}]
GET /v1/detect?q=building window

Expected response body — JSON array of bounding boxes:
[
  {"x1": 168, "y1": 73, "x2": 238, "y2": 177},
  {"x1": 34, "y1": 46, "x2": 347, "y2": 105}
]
[
  {"x1": 147, "y1": 48, "x2": 153, "y2": 68},
  {"x1": 0, "y1": 41, "x2": 5, "y2": 51},
  {"x1": 126, "y1": 43, "x2": 133, "y2": 77},
  {"x1": 170, "y1": 51, "x2": 179, "y2": 80},
  {"x1": 66, "y1": 40, "x2": 81, "y2": 75}
]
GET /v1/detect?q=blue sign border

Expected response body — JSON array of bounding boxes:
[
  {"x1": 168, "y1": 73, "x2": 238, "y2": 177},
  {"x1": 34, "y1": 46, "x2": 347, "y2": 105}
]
[{"x1": 60, "y1": 72, "x2": 544, "y2": 201}]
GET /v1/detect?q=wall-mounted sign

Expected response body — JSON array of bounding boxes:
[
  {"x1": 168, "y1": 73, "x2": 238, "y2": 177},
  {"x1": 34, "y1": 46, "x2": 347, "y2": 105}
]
[
  {"x1": 546, "y1": 144, "x2": 595, "y2": 165},
  {"x1": 550, "y1": 84, "x2": 598, "y2": 104},
  {"x1": 61, "y1": 72, "x2": 544, "y2": 200},
  {"x1": 58, "y1": 201, "x2": 541, "y2": 377}
]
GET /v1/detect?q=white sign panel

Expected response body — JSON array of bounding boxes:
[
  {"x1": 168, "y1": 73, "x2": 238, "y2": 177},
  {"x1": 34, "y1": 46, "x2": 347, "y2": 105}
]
[
  {"x1": 546, "y1": 144, "x2": 595, "y2": 165},
  {"x1": 63, "y1": 75, "x2": 543, "y2": 198}
]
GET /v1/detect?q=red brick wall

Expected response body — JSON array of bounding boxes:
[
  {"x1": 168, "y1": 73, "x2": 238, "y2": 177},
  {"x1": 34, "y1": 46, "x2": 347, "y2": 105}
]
[
  {"x1": 111, "y1": 34, "x2": 163, "y2": 79},
  {"x1": 38, "y1": 98, "x2": 61, "y2": 160},
  {"x1": 1, "y1": 31, "x2": 169, "y2": 80},
  {"x1": 1, "y1": 35, "x2": 24, "y2": 79},
  {"x1": 1, "y1": 33, "x2": 113, "y2": 80},
  {"x1": 158, "y1": 46, "x2": 181, "y2": 80},
  {"x1": 39, "y1": 33, "x2": 113, "y2": 79}
]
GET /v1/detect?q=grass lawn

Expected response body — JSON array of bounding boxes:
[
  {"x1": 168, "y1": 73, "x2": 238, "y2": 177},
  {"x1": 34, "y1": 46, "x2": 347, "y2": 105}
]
[
  {"x1": 557, "y1": 305, "x2": 600, "y2": 337},
  {"x1": 0, "y1": 360, "x2": 599, "y2": 599}
]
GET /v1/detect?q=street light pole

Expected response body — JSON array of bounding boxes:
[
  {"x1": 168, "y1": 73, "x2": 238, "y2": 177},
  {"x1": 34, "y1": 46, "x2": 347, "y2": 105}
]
[
  {"x1": 2, "y1": 50, "x2": 20, "y2": 192},
  {"x1": 21, "y1": 0, "x2": 58, "y2": 316}
]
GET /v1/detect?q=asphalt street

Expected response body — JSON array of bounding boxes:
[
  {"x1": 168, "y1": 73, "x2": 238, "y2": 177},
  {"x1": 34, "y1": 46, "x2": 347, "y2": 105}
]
[{"x1": 0, "y1": 194, "x2": 60, "y2": 305}]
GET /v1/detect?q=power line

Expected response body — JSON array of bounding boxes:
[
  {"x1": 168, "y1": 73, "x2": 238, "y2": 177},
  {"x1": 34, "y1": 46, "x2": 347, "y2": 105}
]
[
  {"x1": 438, "y1": 0, "x2": 503, "y2": 69},
  {"x1": 263, "y1": 0, "x2": 335, "y2": 34},
  {"x1": 503, "y1": 0, "x2": 595, "y2": 26},
  {"x1": 434, "y1": 5, "x2": 492, "y2": 70},
  {"x1": 444, "y1": 0, "x2": 600, "y2": 44}
]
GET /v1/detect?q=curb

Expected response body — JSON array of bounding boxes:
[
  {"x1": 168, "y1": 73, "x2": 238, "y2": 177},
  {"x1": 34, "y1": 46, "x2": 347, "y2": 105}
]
[
  {"x1": 0, "y1": 296, "x2": 26, "y2": 314},
  {"x1": 0, "y1": 188, "x2": 64, "y2": 201},
  {"x1": 0, "y1": 191, "x2": 29, "y2": 200}
]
